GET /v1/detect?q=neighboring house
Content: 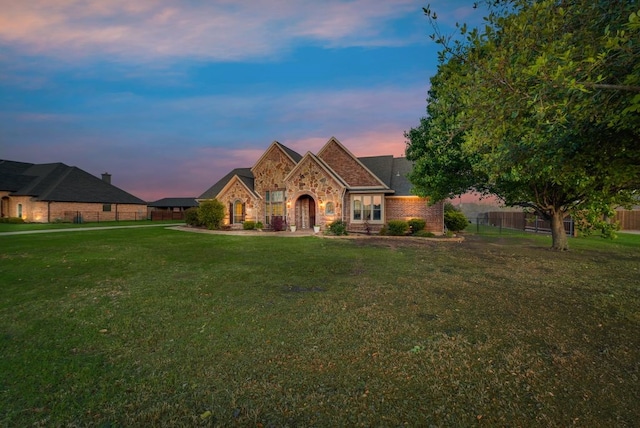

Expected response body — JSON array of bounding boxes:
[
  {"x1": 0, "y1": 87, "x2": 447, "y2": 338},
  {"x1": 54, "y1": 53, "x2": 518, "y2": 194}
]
[
  {"x1": 148, "y1": 197, "x2": 198, "y2": 220},
  {"x1": 0, "y1": 160, "x2": 147, "y2": 223},
  {"x1": 198, "y1": 137, "x2": 444, "y2": 233}
]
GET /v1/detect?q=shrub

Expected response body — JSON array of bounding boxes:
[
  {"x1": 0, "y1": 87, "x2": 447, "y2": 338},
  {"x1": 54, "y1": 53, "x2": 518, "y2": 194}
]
[
  {"x1": 327, "y1": 220, "x2": 348, "y2": 236},
  {"x1": 387, "y1": 220, "x2": 409, "y2": 236},
  {"x1": 198, "y1": 199, "x2": 225, "y2": 230},
  {"x1": 378, "y1": 225, "x2": 387, "y2": 236},
  {"x1": 243, "y1": 221, "x2": 256, "y2": 230},
  {"x1": 271, "y1": 216, "x2": 285, "y2": 231},
  {"x1": 255, "y1": 221, "x2": 264, "y2": 230},
  {"x1": 415, "y1": 230, "x2": 435, "y2": 238},
  {"x1": 444, "y1": 210, "x2": 468, "y2": 232},
  {"x1": 0, "y1": 217, "x2": 26, "y2": 224},
  {"x1": 184, "y1": 207, "x2": 201, "y2": 227},
  {"x1": 407, "y1": 218, "x2": 426, "y2": 234}
]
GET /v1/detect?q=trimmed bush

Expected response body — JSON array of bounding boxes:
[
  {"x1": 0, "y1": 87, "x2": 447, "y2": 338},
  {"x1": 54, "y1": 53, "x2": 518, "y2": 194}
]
[
  {"x1": 387, "y1": 220, "x2": 409, "y2": 236},
  {"x1": 243, "y1": 221, "x2": 256, "y2": 230},
  {"x1": 408, "y1": 218, "x2": 426, "y2": 234},
  {"x1": 444, "y1": 210, "x2": 468, "y2": 232},
  {"x1": 198, "y1": 199, "x2": 225, "y2": 230},
  {"x1": 184, "y1": 207, "x2": 201, "y2": 227},
  {"x1": 415, "y1": 230, "x2": 435, "y2": 238},
  {"x1": 327, "y1": 220, "x2": 348, "y2": 236},
  {"x1": 0, "y1": 217, "x2": 25, "y2": 224},
  {"x1": 255, "y1": 221, "x2": 264, "y2": 230}
]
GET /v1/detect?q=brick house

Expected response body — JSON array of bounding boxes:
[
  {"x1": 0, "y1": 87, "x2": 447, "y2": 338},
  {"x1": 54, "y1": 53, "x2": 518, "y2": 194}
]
[
  {"x1": 0, "y1": 160, "x2": 147, "y2": 223},
  {"x1": 198, "y1": 137, "x2": 443, "y2": 233}
]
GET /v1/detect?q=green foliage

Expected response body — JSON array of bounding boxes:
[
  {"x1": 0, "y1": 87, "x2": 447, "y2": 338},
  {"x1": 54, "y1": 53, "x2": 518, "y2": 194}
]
[
  {"x1": 0, "y1": 217, "x2": 25, "y2": 224},
  {"x1": 415, "y1": 230, "x2": 435, "y2": 238},
  {"x1": 198, "y1": 199, "x2": 225, "y2": 230},
  {"x1": 327, "y1": 219, "x2": 348, "y2": 236},
  {"x1": 407, "y1": 0, "x2": 640, "y2": 250},
  {"x1": 243, "y1": 221, "x2": 256, "y2": 230},
  {"x1": 407, "y1": 218, "x2": 426, "y2": 234},
  {"x1": 184, "y1": 207, "x2": 201, "y2": 227},
  {"x1": 445, "y1": 210, "x2": 468, "y2": 232},
  {"x1": 378, "y1": 225, "x2": 387, "y2": 236},
  {"x1": 387, "y1": 220, "x2": 409, "y2": 236},
  {"x1": 255, "y1": 221, "x2": 264, "y2": 230}
]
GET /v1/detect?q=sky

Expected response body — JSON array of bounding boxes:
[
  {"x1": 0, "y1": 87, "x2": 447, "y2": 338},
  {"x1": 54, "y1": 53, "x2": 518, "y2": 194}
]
[{"x1": 0, "y1": 0, "x2": 484, "y2": 202}]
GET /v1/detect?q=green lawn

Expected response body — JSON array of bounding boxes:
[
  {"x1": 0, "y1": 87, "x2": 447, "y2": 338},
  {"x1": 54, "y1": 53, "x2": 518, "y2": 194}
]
[{"x1": 1, "y1": 227, "x2": 638, "y2": 426}]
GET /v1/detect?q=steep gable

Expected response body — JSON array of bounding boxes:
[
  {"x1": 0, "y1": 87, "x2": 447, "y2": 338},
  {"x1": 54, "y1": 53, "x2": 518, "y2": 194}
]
[
  {"x1": 251, "y1": 141, "x2": 300, "y2": 196},
  {"x1": 198, "y1": 168, "x2": 253, "y2": 200},
  {"x1": 284, "y1": 152, "x2": 346, "y2": 192},
  {"x1": 317, "y1": 137, "x2": 387, "y2": 188}
]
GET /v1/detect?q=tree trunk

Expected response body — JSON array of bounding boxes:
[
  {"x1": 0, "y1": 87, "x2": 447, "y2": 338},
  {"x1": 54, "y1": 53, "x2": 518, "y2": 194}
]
[{"x1": 550, "y1": 209, "x2": 569, "y2": 251}]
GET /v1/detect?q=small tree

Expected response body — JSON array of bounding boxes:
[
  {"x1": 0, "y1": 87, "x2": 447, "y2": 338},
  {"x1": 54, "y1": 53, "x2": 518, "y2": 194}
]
[
  {"x1": 198, "y1": 199, "x2": 225, "y2": 230},
  {"x1": 444, "y1": 204, "x2": 468, "y2": 232}
]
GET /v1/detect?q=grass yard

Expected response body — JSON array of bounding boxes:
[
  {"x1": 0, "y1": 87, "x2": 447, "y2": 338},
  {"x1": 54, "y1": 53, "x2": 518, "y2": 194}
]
[{"x1": 1, "y1": 227, "x2": 639, "y2": 426}]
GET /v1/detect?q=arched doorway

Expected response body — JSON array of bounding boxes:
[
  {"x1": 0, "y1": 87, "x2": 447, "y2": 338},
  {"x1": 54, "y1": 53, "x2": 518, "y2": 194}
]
[{"x1": 294, "y1": 195, "x2": 316, "y2": 229}]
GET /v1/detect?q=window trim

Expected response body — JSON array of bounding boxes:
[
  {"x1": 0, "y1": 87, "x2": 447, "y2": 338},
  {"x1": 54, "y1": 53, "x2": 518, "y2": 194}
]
[{"x1": 350, "y1": 194, "x2": 383, "y2": 224}]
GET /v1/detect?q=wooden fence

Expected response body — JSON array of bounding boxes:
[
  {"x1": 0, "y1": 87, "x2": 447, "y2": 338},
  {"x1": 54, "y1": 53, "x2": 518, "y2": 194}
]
[
  {"x1": 614, "y1": 210, "x2": 640, "y2": 231},
  {"x1": 150, "y1": 211, "x2": 185, "y2": 221}
]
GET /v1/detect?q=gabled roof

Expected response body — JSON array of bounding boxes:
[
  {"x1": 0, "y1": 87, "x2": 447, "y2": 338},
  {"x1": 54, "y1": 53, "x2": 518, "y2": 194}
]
[
  {"x1": 148, "y1": 197, "x2": 198, "y2": 208},
  {"x1": 318, "y1": 137, "x2": 389, "y2": 189},
  {"x1": 389, "y1": 157, "x2": 415, "y2": 196},
  {"x1": 0, "y1": 159, "x2": 146, "y2": 204},
  {"x1": 251, "y1": 141, "x2": 302, "y2": 172},
  {"x1": 198, "y1": 167, "x2": 254, "y2": 199},
  {"x1": 283, "y1": 151, "x2": 348, "y2": 188}
]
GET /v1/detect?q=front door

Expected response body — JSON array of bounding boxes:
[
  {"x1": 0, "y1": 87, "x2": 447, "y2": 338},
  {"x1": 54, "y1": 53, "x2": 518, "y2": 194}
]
[{"x1": 295, "y1": 195, "x2": 316, "y2": 229}]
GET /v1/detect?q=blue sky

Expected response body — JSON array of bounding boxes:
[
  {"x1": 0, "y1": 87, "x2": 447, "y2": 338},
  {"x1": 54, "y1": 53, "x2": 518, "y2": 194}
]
[{"x1": 1, "y1": 0, "x2": 482, "y2": 201}]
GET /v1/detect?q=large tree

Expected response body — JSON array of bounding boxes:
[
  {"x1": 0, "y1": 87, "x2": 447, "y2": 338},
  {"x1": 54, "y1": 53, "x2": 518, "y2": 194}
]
[{"x1": 406, "y1": 0, "x2": 640, "y2": 250}]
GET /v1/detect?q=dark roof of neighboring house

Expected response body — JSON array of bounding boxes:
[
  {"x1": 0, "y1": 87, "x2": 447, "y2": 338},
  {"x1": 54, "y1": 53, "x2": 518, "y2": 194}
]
[
  {"x1": 0, "y1": 159, "x2": 146, "y2": 204},
  {"x1": 198, "y1": 167, "x2": 254, "y2": 199},
  {"x1": 148, "y1": 197, "x2": 198, "y2": 208}
]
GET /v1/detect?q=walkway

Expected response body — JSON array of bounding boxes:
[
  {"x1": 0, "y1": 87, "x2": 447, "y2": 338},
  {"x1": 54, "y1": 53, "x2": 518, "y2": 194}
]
[{"x1": 0, "y1": 223, "x2": 184, "y2": 236}]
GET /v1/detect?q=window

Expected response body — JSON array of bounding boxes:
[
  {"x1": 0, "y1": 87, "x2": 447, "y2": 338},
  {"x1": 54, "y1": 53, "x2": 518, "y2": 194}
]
[
  {"x1": 103, "y1": 204, "x2": 112, "y2": 212},
  {"x1": 17, "y1": 203, "x2": 22, "y2": 218},
  {"x1": 233, "y1": 200, "x2": 245, "y2": 224},
  {"x1": 351, "y1": 195, "x2": 383, "y2": 223},
  {"x1": 265, "y1": 190, "x2": 285, "y2": 224},
  {"x1": 325, "y1": 201, "x2": 335, "y2": 215}
]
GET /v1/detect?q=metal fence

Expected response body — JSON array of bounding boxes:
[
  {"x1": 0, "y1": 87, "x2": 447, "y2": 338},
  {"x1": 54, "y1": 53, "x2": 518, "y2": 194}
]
[
  {"x1": 63, "y1": 211, "x2": 147, "y2": 223},
  {"x1": 477, "y1": 212, "x2": 575, "y2": 236}
]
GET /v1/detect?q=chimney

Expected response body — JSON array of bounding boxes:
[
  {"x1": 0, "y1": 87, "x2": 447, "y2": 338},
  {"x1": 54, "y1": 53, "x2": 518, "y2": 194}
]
[{"x1": 102, "y1": 173, "x2": 111, "y2": 184}]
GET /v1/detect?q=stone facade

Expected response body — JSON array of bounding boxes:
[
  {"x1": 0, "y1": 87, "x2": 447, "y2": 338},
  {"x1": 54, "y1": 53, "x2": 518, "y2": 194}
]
[{"x1": 203, "y1": 137, "x2": 444, "y2": 234}]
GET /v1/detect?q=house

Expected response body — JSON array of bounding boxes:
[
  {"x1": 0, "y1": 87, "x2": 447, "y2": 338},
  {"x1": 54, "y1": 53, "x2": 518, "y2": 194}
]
[
  {"x1": 0, "y1": 160, "x2": 147, "y2": 223},
  {"x1": 198, "y1": 137, "x2": 443, "y2": 233},
  {"x1": 148, "y1": 197, "x2": 198, "y2": 220}
]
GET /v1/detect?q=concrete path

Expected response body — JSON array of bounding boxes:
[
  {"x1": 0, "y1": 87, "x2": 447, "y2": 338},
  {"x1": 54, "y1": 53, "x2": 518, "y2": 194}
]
[{"x1": 0, "y1": 223, "x2": 184, "y2": 236}]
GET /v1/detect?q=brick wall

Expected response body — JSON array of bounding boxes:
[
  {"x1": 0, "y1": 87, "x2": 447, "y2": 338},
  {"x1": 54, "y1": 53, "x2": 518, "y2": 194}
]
[
  {"x1": 318, "y1": 140, "x2": 380, "y2": 187},
  {"x1": 12, "y1": 199, "x2": 147, "y2": 223},
  {"x1": 386, "y1": 197, "x2": 444, "y2": 233}
]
